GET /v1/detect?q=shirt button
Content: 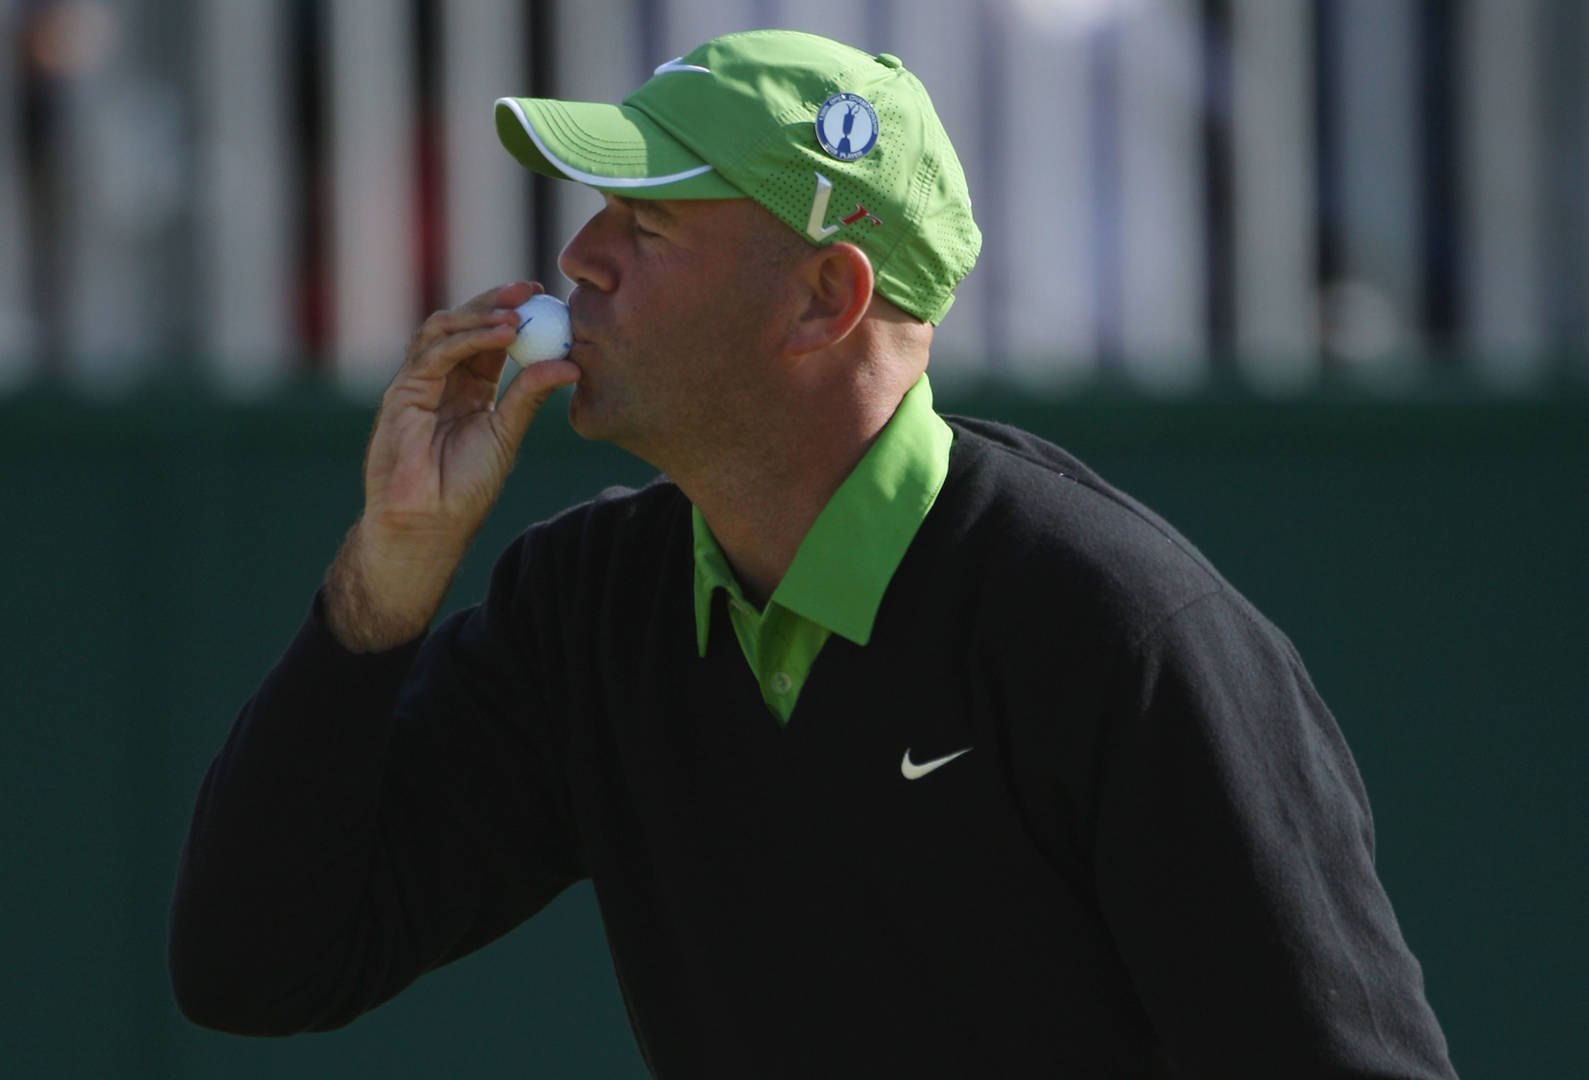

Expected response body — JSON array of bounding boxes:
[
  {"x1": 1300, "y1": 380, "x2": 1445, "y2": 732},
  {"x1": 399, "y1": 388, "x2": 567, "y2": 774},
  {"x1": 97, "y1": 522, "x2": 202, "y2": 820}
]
[{"x1": 770, "y1": 671, "x2": 794, "y2": 695}]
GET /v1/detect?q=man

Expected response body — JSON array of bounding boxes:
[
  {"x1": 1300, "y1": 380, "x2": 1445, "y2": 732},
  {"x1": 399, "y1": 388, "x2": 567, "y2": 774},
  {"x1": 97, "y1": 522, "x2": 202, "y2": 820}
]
[{"x1": 170, "y1": 30, "x2": 1458, "y2": 1078}]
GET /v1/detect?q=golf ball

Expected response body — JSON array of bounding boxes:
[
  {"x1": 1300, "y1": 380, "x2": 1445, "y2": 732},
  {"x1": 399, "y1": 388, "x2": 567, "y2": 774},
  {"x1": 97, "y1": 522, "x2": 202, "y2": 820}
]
[{"x1": 506, "y1": 294, "x2": 572, "y2": 366}]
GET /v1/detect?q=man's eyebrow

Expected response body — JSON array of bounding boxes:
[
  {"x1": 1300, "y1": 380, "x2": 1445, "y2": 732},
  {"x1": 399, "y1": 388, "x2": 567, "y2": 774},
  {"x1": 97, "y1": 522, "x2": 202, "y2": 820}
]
[{"x1": 616, "y1": 196, "x2": 676, "y2": 224}]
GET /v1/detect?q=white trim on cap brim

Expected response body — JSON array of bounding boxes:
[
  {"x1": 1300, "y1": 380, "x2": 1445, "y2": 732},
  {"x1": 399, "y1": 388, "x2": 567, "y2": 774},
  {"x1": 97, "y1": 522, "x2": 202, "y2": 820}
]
[{"x1": 496, "y1": 97, "x2": 717, "y2": 188}]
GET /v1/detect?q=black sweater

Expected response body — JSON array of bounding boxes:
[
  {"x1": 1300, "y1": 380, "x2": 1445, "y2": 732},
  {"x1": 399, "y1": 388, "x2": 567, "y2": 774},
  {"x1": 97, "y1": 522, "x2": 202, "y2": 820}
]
[{"x1": 170, "y1": 418, "x2": 1458, "y2": 1078}]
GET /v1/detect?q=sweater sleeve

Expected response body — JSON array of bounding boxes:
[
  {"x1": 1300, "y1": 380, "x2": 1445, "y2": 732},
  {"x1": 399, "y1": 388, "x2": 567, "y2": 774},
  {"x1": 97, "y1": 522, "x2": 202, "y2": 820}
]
[
  {"x1": 168, "y1": 533, "x2": 582, "y2": 1035},
  {"x1": 1092, "y1": 589, "x2": 1459, "y2": 1079}
]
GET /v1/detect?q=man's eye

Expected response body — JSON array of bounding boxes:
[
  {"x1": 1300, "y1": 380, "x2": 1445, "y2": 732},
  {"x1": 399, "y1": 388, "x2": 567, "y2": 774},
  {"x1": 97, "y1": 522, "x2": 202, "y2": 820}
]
[{"x1": 634, "y1": 223, "x2": 661, "y2": 239}]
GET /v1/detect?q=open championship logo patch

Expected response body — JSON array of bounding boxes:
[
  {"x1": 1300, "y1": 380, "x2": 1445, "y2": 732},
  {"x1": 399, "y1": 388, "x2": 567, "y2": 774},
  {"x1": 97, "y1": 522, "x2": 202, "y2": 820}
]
[{"x1": 815, "y1": 93, "x2": 879, "y2": 162}]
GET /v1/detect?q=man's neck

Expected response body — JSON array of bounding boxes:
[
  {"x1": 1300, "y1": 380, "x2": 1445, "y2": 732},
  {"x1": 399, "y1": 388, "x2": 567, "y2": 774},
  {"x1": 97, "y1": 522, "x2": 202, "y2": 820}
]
[{"x1": 677, "y1": 385, "x2": 903, "y2": 606}]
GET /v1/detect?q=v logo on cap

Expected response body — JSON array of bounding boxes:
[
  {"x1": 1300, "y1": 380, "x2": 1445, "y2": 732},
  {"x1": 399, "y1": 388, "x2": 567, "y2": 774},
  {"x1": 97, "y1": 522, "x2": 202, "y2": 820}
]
[{"x1": 805, "y1": 172, "x2": 883, "y2": 242}]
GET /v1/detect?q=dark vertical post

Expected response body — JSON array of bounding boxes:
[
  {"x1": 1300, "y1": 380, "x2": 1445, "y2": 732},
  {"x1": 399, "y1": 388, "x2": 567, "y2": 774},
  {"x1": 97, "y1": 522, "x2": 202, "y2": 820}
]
[
  {"x1": 1201, "y1": 0, "x2": 1235, "y2": 370},
  {"x1": 530, "y1": 0, "x2": 559, "y2": 288},
  {"x1": 1417, "y1": 0, "x2": 1460, "y2": 358}
]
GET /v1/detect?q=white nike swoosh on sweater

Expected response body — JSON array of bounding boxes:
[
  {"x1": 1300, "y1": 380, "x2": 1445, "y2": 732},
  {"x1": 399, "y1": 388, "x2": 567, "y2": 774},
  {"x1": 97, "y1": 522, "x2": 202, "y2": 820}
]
[{"x1": 901, "y1": 747, "x2": 973, "y2": 780}]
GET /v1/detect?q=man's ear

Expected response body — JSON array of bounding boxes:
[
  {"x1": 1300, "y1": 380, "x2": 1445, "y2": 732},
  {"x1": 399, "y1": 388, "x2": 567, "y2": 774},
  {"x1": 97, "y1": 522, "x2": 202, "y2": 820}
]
[{"x1": 786, "y1": 242, "x2": 874, "y2": 356}]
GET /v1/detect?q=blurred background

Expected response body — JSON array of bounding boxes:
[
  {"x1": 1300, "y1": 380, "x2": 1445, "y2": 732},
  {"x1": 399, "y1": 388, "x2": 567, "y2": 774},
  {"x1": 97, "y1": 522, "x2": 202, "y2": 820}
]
[{"x1": 1, "y1": 0, "x2": 1584, "y2": 1076}]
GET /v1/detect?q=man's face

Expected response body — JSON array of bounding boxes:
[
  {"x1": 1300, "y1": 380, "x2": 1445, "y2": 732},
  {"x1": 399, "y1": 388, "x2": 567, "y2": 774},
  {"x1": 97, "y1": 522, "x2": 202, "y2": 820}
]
[{"x1": 556, "y1": 194, "x2": 804, "y2": 465}]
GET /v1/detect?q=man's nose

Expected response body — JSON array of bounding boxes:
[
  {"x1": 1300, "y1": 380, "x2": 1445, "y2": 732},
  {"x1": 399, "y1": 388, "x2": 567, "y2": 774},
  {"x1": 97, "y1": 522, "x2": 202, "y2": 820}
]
[{"x1": 558, "y1": 208, "x2": 619, "y2": 293}]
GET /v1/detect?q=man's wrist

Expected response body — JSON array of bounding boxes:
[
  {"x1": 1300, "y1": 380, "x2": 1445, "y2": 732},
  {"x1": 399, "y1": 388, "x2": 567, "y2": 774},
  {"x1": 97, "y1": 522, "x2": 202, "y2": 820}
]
[{"x1": 322, "y1": 520, "x2": 457, "y2": 653}]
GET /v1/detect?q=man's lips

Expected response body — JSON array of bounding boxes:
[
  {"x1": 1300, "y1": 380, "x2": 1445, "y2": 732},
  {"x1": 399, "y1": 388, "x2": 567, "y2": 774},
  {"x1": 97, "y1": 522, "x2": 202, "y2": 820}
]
[{"x1": 565, "y1": 289, "x2": 600, "y2": 347}]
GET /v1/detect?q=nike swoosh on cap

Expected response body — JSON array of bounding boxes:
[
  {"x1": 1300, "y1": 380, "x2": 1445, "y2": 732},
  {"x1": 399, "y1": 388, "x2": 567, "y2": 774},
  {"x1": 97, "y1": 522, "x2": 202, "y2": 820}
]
[{"x1": 901, "y1": 747, "x2": 972, "y2": 780}]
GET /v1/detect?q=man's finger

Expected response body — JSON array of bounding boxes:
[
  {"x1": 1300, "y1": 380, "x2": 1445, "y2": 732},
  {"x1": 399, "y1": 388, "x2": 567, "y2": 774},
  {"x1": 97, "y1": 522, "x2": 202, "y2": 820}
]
[
  {"x1": 406, "y1": 307, "x2": 517, "y2": 366},
  {"x1": 406, "y1": 322, "x2": 518, "y2": 380},
  {"x1": 484, "y1": 280, "x2": 542, "y2": 310},
  {"x1": 460, "y1": 279, "x2": 541, "y2": 312},
  {"x1": 404, "y1": 281, "x2": 545, "y2": 368}
]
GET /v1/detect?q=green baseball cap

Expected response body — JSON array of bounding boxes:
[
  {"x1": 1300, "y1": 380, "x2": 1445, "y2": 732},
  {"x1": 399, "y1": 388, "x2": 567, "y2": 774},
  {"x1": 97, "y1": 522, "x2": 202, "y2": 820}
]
[{"x1": 494, "y1": 29, "x2": 981, "y2": 324}]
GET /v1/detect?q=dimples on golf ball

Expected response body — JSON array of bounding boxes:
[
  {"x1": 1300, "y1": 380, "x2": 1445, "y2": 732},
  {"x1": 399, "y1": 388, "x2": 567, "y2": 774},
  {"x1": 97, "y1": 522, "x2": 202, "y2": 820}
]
[{"x1": 506, "y1": 294, "x2": 572, "y2": 365}]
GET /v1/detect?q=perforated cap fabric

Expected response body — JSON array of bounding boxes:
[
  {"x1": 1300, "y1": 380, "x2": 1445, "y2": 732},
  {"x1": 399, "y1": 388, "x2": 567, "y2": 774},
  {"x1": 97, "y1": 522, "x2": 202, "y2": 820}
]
[{"x1": 494, "y1": 29, "x2": 981, "y2": 324}]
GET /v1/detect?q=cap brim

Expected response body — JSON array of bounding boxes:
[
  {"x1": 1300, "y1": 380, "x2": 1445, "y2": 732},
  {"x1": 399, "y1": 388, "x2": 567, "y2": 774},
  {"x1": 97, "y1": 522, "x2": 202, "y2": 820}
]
[{"x1": 494, "y1": 97, "x2": 744, "y2": 199}]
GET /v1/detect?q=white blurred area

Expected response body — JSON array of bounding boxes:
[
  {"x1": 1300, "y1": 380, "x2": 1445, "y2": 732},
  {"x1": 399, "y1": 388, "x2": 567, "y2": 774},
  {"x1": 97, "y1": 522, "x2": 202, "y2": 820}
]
[{"x1": 1, "y1": 0, "x2": 1586, "y2": 400}]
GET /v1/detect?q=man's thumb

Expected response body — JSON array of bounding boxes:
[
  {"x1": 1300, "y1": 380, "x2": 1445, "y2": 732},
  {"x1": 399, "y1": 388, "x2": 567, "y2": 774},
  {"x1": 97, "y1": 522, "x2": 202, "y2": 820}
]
[{"x1": 495, "y1": 358, "x2": 582, "y2": 448}]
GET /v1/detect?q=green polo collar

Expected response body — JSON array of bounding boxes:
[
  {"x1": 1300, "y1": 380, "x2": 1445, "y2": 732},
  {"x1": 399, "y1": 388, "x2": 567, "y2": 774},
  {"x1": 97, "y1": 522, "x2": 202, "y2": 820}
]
[{"x1": 692, "y1": 374, "x2": 952, "y2": 658}]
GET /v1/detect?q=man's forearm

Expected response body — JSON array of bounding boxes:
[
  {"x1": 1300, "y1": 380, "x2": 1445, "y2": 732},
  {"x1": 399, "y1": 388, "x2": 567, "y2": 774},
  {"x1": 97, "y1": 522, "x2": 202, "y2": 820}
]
[
  {"x1": 322, "y1": 518, "x2": 467, "y2": 653},
  {"x1": 168, "y1": 594, "x2": 425, "y2": 1034}
]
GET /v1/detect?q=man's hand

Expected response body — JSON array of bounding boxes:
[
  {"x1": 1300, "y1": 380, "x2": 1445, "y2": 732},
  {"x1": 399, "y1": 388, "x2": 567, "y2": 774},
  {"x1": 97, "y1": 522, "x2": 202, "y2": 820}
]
[{"x1": 324, "y1": 282, "x2": 581, "y2": 652}]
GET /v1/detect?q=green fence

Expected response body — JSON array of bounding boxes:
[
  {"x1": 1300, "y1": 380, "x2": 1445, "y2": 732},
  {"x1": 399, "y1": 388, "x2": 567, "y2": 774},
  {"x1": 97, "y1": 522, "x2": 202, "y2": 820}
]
[{"x1": 3, "y1": 383, "x2": 1584, "y2": 1078}]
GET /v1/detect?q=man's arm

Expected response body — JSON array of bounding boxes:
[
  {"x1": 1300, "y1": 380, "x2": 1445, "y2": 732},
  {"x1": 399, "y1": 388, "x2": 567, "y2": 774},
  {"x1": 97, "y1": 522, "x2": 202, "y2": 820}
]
[
  {"x1": 325, "y1": 281, "x2": 579, "y2": 654},
  {"x1": 1094, "y1": 589, "x2": 1459, "y2": 1078},
  {"x1": 169, "y1": 283, "x2": 582, "y2": 1033}
]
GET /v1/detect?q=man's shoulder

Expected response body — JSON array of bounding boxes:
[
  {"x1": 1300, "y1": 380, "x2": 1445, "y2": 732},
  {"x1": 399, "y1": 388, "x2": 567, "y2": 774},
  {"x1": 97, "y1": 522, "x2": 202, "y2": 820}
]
[
  {"x1": 943, "y1": 414, "x2": 1093, "y2": 477},
  {"x1": 935, "y1": 415, "x2": 1229, "y2": 640},
  {"x1": 941, "y1": 415, "x2": 1201, "y2": 556}
]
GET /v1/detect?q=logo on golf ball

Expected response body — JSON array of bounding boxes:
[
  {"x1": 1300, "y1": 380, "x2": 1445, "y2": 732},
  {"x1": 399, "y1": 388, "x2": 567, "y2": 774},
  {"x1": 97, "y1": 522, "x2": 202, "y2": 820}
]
[{"x1": 815, "y1": 93, "x2": 879, "y2": 162}]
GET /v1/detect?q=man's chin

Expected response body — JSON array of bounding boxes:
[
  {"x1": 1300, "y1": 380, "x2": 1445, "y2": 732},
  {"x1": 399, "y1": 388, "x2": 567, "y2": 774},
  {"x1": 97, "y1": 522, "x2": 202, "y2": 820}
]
[
  {"x1": 564, "y1": 384, "x2": 621, "y2": 445},
  {"x1": 566, "y1": 390, "x2": 661, "y2": 465}
]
